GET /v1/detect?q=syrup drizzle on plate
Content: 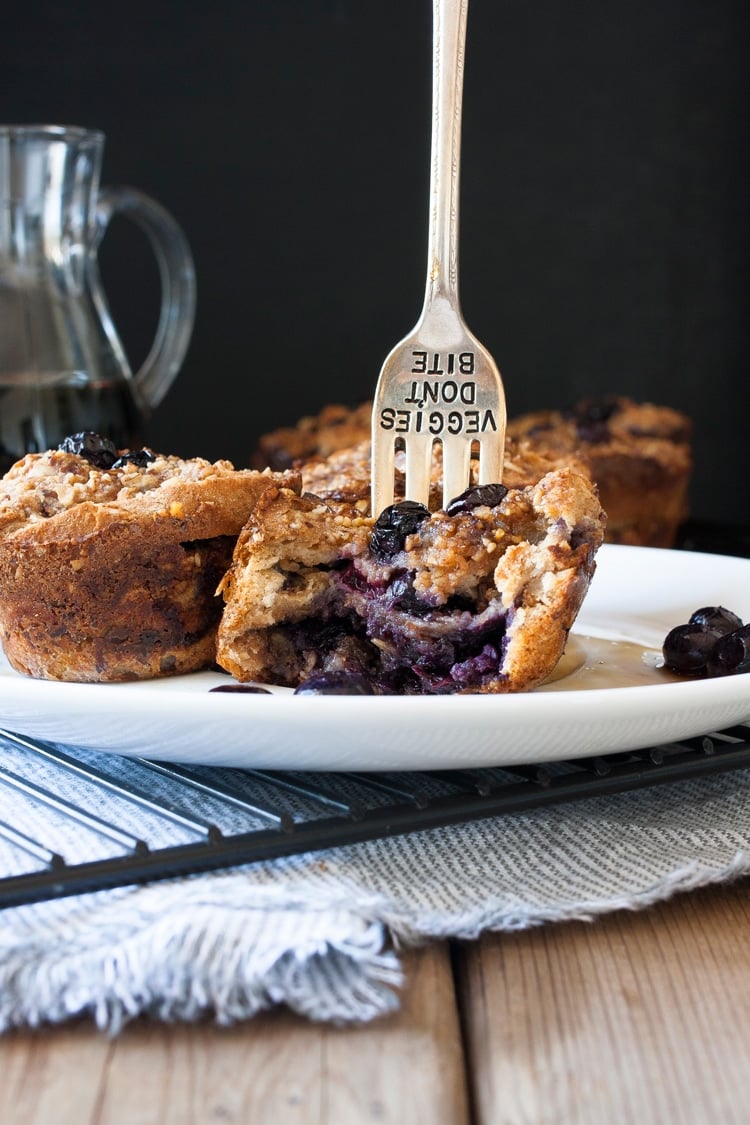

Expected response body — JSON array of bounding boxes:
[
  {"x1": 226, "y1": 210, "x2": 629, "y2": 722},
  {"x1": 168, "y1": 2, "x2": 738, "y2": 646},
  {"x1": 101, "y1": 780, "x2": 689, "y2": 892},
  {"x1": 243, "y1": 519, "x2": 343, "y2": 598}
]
[{"x1": 539, "y1": 635, "x2": 681, "y2": 692}]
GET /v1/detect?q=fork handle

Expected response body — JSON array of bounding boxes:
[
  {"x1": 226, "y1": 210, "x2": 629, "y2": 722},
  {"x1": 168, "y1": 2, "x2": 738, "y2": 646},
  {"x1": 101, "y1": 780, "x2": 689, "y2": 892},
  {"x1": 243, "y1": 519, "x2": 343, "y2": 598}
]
[{"x1": 423, "y1": 0, "x2": 468, "y2": 315}]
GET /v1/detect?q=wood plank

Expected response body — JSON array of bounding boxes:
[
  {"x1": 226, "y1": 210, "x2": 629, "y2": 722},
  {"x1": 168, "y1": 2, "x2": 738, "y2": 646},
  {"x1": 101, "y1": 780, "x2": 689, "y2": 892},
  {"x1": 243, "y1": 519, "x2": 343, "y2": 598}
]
[
  {"x1": 0, "y1": 943, "x2": 469, "y2": 1125},
  {"x1": 454, "y1": 877, "x2": 750, "y2": 1125}
]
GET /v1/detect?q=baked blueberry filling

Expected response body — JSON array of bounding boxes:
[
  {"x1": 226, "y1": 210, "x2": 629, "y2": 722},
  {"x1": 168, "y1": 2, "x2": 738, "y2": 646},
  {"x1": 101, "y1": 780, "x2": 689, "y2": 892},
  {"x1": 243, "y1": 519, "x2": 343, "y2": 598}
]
[
  {"x1": 283, "y1": 555, "x2": 511, "y2": 695},
  {"x1": 383, "y1": 571, "x2": 433, "y2": 616},
  {"x1": 363, "y1": 597, "x2": 510, "y2": 690},
  {"x1": 294, "y1": 670, "x2": 381, "y2": 695}
]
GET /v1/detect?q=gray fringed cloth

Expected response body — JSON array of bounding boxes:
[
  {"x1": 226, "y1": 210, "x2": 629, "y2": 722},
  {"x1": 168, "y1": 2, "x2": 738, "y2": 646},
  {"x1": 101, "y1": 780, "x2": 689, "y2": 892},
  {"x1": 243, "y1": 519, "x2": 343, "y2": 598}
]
[{"x1": 2, "y1": 732, "x2": 750, "y2": 1033}]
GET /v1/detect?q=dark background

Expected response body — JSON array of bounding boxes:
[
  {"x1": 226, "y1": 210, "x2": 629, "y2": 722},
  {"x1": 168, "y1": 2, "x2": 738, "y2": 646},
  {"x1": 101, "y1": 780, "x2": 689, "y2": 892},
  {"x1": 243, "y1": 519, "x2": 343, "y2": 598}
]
[{"x1": 2, "y1": 0, "x2": 748, "y2": 524}]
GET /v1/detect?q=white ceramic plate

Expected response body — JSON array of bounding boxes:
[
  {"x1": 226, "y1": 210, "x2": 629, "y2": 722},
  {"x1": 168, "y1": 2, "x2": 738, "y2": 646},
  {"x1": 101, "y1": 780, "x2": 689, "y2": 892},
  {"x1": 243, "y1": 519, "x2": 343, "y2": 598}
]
[{"x1": 1, "y1": 544, "x2": 749, "y2": 771}]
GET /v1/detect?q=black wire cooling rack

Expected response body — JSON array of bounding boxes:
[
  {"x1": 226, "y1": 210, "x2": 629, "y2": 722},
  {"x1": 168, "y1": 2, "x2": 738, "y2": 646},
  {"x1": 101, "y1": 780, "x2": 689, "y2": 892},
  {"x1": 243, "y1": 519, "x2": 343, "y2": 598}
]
[{"x1": 1, "y1": 724, "x2": 750, "y2": 910}]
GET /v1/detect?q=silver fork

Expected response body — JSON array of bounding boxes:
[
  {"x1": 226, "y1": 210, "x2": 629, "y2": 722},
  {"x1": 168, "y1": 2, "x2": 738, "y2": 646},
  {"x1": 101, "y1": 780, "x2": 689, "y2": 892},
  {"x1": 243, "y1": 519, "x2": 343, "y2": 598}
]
[{"x1": 371, "y1": 0, "x2": 507, "y2": 516}]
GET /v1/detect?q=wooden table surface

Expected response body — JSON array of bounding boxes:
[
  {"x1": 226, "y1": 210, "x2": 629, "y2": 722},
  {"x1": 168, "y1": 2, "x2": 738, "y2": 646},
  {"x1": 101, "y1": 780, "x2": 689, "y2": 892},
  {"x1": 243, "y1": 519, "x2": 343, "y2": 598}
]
[{"x1": 3, "y1": 874, "x2": 750, "y2": 1125}]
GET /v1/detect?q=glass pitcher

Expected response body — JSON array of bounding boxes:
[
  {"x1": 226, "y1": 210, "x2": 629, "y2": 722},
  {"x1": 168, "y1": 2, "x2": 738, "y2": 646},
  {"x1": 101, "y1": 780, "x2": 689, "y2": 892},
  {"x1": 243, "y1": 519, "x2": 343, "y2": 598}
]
[{"x1": 0, "y1": 124, "x2": 196, "y2": 472}]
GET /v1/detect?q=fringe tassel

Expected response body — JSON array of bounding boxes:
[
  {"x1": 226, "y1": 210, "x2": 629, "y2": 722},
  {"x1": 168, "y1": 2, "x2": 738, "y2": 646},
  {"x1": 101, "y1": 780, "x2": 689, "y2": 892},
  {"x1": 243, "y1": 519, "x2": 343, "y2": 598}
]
[{"x1": 0, "y1": 879, "x2": 403, "y2": 1034}]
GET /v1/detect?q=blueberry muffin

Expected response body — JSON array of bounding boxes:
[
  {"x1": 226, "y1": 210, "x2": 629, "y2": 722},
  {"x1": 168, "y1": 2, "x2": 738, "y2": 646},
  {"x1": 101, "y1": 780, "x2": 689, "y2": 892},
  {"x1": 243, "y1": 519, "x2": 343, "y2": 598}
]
[
  {"x1": 252, "y1": 402, "x2": 374, "y2": 471},
  {"x1": 0, "y1": 433, "x2": 299, "y2": 682},
  {"x1": 507, "y1": 396, "x2": 692, "y2": 547},
  {"x1": 216, "y1": 449, "x2": 605, "y2": 695}
]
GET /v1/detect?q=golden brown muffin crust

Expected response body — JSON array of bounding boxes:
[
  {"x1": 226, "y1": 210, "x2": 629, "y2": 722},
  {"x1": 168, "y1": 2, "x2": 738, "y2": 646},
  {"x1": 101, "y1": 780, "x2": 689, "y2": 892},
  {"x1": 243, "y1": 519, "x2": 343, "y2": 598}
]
[{"x1": 0, "y1": 446, "x2": 300, "y2": 682}]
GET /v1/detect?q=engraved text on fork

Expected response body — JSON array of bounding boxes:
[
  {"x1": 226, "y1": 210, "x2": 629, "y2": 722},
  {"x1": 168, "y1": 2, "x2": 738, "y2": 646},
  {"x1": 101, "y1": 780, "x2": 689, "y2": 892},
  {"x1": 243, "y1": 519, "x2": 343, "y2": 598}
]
[{"x1": 375, "y1": 349, "x2": 501, "y2": 437}]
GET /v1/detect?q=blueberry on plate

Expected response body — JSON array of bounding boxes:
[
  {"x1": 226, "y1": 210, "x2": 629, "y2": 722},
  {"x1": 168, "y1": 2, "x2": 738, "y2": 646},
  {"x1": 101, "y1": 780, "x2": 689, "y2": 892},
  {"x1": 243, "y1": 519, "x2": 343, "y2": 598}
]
[
  {"x1": 688, "y1": 606, "x2": 744, "y2": 637},
  {"x1": 706, "y1": 624, "x2": 750, "y2": 678},
  {"x1": 662, "y1": 605, "x2": 747, "y2": 678},
  {"x1": 662, "y1": 624, "x2": 719, "y2": 676},
  {"x1": 209, "y1": 684, "x2": 272, "y2": 694}
]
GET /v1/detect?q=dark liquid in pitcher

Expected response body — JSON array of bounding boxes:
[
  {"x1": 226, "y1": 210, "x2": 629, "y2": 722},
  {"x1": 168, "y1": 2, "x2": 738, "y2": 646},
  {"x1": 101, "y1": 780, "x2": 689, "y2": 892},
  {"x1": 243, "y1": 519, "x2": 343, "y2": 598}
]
[{"x1": 0, "y1": 376, "x2": 142, "y2": 474}]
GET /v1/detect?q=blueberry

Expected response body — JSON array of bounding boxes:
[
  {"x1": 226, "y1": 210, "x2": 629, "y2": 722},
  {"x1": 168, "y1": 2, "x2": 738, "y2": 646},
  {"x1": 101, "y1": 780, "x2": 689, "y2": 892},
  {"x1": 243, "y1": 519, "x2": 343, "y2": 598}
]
[
  {"x1": 385, "y1": 571, "x2": 430, "y2": 615},
  {"x1": 662, "y1": 624, "x2": 718, "y2": 675},
  {"x1": 370, "y1": 500, "x2": 430, "y2": 559},
  {"x1": 58, "y1": 431, "x2": 118, "y2": 469},
  {"x1": 662, "y1": 605, "x2": 749, "y2": 678},
  {"x1": 294, "y1": 671, "x2": 380, "y2": 695},
  {"x1": 209, "y1": 684, "x2": 272, "y2": 694},
  {"x1": 688, "y1": 606, "x2": 744, "y2": 636},
  {"x1": 112, "y1": 449, "x2": 156, "y2": 469},
  {"x1": 575, "y1": 396, "x2": 620, "y2": 422},
  {"x1": 445, "y1": 483, "x2": 508, "y2": 515},
  {"x1": 706, "y1": 625, "x2": 750, "y2": 677},
  {"x1": 569, "y1": 397, "x2": 621, "y2": 443}
]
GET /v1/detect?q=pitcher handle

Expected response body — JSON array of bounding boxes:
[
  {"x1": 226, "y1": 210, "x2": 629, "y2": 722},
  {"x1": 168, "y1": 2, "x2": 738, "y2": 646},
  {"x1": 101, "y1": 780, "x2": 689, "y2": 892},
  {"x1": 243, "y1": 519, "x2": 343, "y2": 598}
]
[{"x1": 95, "y1": 186, "x2": 197, "y2": 411}]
